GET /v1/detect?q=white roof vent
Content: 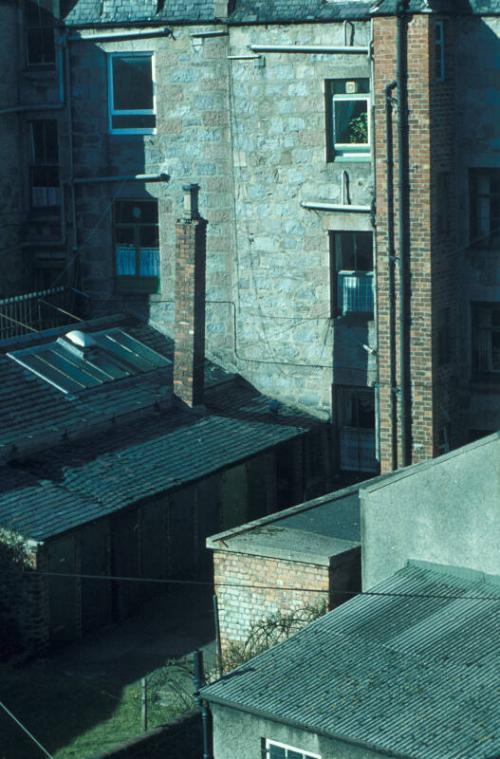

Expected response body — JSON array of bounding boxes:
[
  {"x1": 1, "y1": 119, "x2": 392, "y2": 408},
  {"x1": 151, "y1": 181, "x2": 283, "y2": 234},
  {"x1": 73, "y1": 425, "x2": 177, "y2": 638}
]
[{"x1": 64, "y1": 330, "x2": 97, "y2": 349}]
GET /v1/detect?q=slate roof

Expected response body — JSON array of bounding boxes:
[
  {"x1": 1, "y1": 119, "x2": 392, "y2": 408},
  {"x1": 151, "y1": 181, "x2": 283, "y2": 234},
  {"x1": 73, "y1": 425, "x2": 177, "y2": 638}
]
[
  {"x1": 0, "y1": 314, "x2": 172, "y2": 463},
  {"x1": 0, "y1": 381, "x2": 315, "y2": 541},
  {"x1": 63, "y1": 0, "x2": 219, "y2": 25},
  {"x1": 228, "y1": 1, "x2": 374, "y2": 24},
  {"x1": 61, "y1": 0, "x2": 500, "y2": 26},
  {"x1": 203, "y1": 562, "x2": 500, "y2": 759}
]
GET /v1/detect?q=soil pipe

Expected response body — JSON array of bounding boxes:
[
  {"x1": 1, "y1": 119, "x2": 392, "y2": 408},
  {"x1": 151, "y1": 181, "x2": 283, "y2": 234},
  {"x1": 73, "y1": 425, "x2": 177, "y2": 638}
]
[
  {"x1": 396, "y1": 1, "x2": 412, "y2": 467},
  {"x1": 385, "y1": 81, "x2": 398, "y2": 471}
]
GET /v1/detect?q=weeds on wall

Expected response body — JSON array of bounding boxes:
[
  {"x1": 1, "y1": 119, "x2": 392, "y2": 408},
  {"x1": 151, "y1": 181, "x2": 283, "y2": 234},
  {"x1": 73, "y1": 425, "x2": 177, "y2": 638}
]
[{"x1": 221, "y1": 600, "x2": 328, "y2": 673}]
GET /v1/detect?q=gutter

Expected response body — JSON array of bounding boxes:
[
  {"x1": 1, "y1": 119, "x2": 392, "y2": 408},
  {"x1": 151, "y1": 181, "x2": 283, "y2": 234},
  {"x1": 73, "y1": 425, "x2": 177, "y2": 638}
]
[
  {"x1": 67, "y1": 27, "x2": 172, "y2": 42},
  {"x1": 73, "y1": 172, "x2": 170, "y2": 185}
]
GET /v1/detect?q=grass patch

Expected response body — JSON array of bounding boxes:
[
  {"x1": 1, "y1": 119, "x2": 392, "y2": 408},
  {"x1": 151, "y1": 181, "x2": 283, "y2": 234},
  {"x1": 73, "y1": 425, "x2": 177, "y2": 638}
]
[{"x1": 0, "y1": 659, "x2": 195, "y2": 759}]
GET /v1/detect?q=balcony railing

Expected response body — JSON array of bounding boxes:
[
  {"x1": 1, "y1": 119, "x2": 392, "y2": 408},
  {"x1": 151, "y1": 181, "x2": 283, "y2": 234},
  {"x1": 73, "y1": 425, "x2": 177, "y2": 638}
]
[
  {"x1": 0, "y1": 287, "x2": 77, "y2": 341},
  {"x1": 340, "y1": 426, "x2": 378, "y2": 473},
  {"x1": 338, "y1": 271, "x2": 374, "y2": 315}
]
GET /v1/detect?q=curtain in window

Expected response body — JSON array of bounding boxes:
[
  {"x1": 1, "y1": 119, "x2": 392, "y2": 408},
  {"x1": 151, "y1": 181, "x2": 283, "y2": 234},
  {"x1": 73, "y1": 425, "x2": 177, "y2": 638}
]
[
  {"x1": 139, "y1": 247, "x2": 160, "y2": 277},
  {"x1": 116, "y1": 245, "x2": 136, "y2": 276},
  {"x1": 338, "y1": 272, "x2": 374, "y2": 314}
]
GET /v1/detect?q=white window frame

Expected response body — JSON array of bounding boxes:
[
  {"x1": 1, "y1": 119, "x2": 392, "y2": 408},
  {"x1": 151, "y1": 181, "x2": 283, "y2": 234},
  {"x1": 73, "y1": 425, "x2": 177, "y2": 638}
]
[
  {"x1": 435, "y1": 21, "x2": 445, "y2": 81},
  {"x1": 332, "y1": 92, "x2": 371, "y2": 158},
  {"x1": 264, "y1": 739, "x2": 321, "y2": 759},
  {"x1": 108, "y1": 52, "x2": 156, "y2": 135}
]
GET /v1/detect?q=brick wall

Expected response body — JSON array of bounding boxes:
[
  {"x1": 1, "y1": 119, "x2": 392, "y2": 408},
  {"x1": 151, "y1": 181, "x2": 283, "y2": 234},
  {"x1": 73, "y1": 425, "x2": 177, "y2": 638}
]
[
  {"x1": 374, "y1": 14, "x2": 456, "y2": 472},
  {"x1": 213, "y1": 550, "x2": 330, "y2": 656},
  {"x1": 174, "y1": 209, "x2": 207, "y2": 406}
]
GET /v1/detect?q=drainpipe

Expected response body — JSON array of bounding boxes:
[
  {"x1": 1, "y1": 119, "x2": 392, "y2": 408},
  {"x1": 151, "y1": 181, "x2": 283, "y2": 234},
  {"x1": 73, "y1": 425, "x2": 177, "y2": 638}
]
[
  {"x1": 396, "y1": 1, "x2": 412, "y2": 467},
  {"x1": 385, "y1": 81, "x2": 398, "y2": 471},
  {"x1": 193, "y1": 650, "x2": 212, "y2": 759}
]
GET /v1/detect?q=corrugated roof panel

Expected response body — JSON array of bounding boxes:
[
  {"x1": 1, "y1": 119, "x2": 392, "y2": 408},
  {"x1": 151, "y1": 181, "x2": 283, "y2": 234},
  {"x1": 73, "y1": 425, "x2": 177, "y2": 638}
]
[{"x1": 202, "y1": 564, "x2": 500, "y2": 759}]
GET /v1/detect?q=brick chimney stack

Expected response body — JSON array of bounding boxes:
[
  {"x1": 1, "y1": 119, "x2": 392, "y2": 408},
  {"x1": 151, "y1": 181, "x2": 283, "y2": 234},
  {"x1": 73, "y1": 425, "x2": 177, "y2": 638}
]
[{"x1": 173, "y1": 184, "x2": 207, "y2": 407}]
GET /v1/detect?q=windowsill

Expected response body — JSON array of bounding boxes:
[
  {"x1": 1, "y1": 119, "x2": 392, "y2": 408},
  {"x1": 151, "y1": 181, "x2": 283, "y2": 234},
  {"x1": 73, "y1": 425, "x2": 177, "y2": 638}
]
[
  {"x1": 115, "y1": 277, "x2": 159, "y2": 294},
  {"x1": 108, "y1": 133, "x2": 155, "y2": 143},
  {"x1": 109, "y1": 129, "x2": 157, "y2": 137},
  {"x1": 330, "y1": 154, "x2": 372, "y2": 164}
]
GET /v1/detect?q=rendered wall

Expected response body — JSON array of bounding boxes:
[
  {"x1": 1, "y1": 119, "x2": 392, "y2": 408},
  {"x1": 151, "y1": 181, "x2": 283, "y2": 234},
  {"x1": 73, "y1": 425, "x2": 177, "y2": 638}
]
[
  {"x1": 455, "y1": 16, "x2": 500, "y2": 437},
  {"x1": 210, "y1": 704, "x2": 390, "y2": 759},
  {"x1": 361, "y1": 432, "x2": 500, "y2": 590}
]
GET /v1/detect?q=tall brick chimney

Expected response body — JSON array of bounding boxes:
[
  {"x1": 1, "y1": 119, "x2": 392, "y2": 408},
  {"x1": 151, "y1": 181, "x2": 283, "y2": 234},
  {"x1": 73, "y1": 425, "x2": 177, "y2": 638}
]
[{"x1": 173, "y1": 184, "x2": 207, "y2": 407}]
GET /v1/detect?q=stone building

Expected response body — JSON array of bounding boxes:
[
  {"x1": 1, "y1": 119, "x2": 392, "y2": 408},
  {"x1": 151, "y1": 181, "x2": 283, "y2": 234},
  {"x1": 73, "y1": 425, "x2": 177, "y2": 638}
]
[{"x1": 1, "y1": 0, "x2": 500, "y2": 479}]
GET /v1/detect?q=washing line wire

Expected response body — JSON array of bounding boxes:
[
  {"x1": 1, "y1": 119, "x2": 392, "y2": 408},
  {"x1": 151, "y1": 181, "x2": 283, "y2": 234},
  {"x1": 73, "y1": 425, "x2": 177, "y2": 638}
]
[
  {"x1": 24, "y1": 570, "x2": 500, "y2": 603},
  {"x1": 0, "y1": 700, "x2": 55, "y2": 759}
]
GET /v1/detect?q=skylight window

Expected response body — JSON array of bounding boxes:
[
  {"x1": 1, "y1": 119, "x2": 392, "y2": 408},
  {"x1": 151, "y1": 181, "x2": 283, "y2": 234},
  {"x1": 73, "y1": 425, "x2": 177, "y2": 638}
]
[{"x1": 7, "y1": 328, "x2": 170, "y2": 395}]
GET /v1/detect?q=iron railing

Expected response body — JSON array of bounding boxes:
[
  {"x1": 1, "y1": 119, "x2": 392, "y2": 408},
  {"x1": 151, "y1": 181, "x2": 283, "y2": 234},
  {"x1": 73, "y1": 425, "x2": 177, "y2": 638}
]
[{"x1": 0, "y1": 287, "x2": 78, "y2": 341}]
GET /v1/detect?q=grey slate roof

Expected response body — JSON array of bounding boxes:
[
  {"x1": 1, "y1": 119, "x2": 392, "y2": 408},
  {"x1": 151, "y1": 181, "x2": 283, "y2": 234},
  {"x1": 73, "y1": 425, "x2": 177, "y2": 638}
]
[
  {"x1": 228, "y1": 1, "x2": 374, "y2": 24},
  {"x1": 0, "y1": 381, "x2": 315, "y2": 541},
  {"x1": 0, "y1": 315, "x2": 172, "y2": 463},
  {"x1": 63, "y1": 0, "x2": 219, "y2": 25},
  {"x1": 203, "y1": 562, "x2": 500, "y2": 759}
]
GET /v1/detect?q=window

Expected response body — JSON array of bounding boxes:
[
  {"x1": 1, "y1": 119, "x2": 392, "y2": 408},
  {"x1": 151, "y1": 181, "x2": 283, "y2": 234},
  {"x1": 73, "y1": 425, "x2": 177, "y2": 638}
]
[
  {"x1": 336, "y1": 386, "x2": 378, "y2": 473},
  {"x1": 436, "y1": 171, "x2": 451, "y2": 235},
  {"x1": 264, "y1": 739, "x2": 320, "y2": 759},
  {"x1": 437, "y1": 307, "x2": 451, "y2": 366},
  {"x1": 435, "y1": 21, "x2": 445, "y2": 81},
  {"x1": 29, "y1": 120, "x2": 60, "y2": 209},
  {"x1": 330, "y1": 231, "x2": 373, "y2": 316},
  {"x1": 471, "y1": 303, "x2": 500, "y2": 377},
  {"x1": 108, "y1": 53, "x2": 155, "y2": 134},
  {"x1": 25, "y1": 0, "x2": 57, "y2": 67},
  {"x1": 470, "y1": 169, "x2": 500, "y2": 248},
  {"x1": 114, "y1": 200, "x2": 160, "y2": 292},
  {"x1": 326, "y1": 79, "x2": 370, "y2": 160}
]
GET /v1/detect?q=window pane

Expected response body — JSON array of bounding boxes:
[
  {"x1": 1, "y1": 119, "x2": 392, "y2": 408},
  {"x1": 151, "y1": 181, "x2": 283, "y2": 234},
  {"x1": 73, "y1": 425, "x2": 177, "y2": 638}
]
[
  {"x1": 115, "y1": 226, "x2": 135, "y2": 245},
  {"x1": 335, "y1": 100, "x2": 368, "y2": 145},
  {"x1": 31, "y1": 121, "x2": 58, "y2": 163},
  {"x1": 335, "y1": 232, "x2": 355, "y2": 271},
  {"x1": 32, "y1": 165, "x2": 59, "y2": 188},
  {"x1": 26, "y1": 0, "x2": 56, "y2": 24},
  {"x1": 358, "y1": 396, "x2": 375, "y2": 429},
  {"x1": 492, "y1": 334, "x2": 500, "y2": 370},
  {"x1": 135, "y1": 201, "x2": 158, "y2": 224},
  {"x1": 112, "y1": 56, "x2": 153, "y2": 111},
  {"x1": 115, "y1": 201, "x2": 136, "y2": 224},
  {"x1": 288, "y1": 752, "x2": 303, "y2": 759},
  {"x1": 268, "y1": 746, "x2": 286, "y2": 759},
  {"x1": 111, "y1": 114, "x2": 156, "y2": 131},
  {"x1": 140, "y1": 226, "x2": 159, "y2": 247},
  {"x1": 27, "y1": 27, "x2": 55, "y2": 64},
  {"x1": 355, "y1": 233, "x2": 373, "y2": 271}
]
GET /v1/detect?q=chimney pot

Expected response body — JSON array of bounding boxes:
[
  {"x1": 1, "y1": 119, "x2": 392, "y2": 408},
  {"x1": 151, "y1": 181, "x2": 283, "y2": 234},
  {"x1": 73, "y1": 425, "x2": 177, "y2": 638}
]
[{"x1": 182, "y1": 183, "x2": 200, "y2": 219}]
